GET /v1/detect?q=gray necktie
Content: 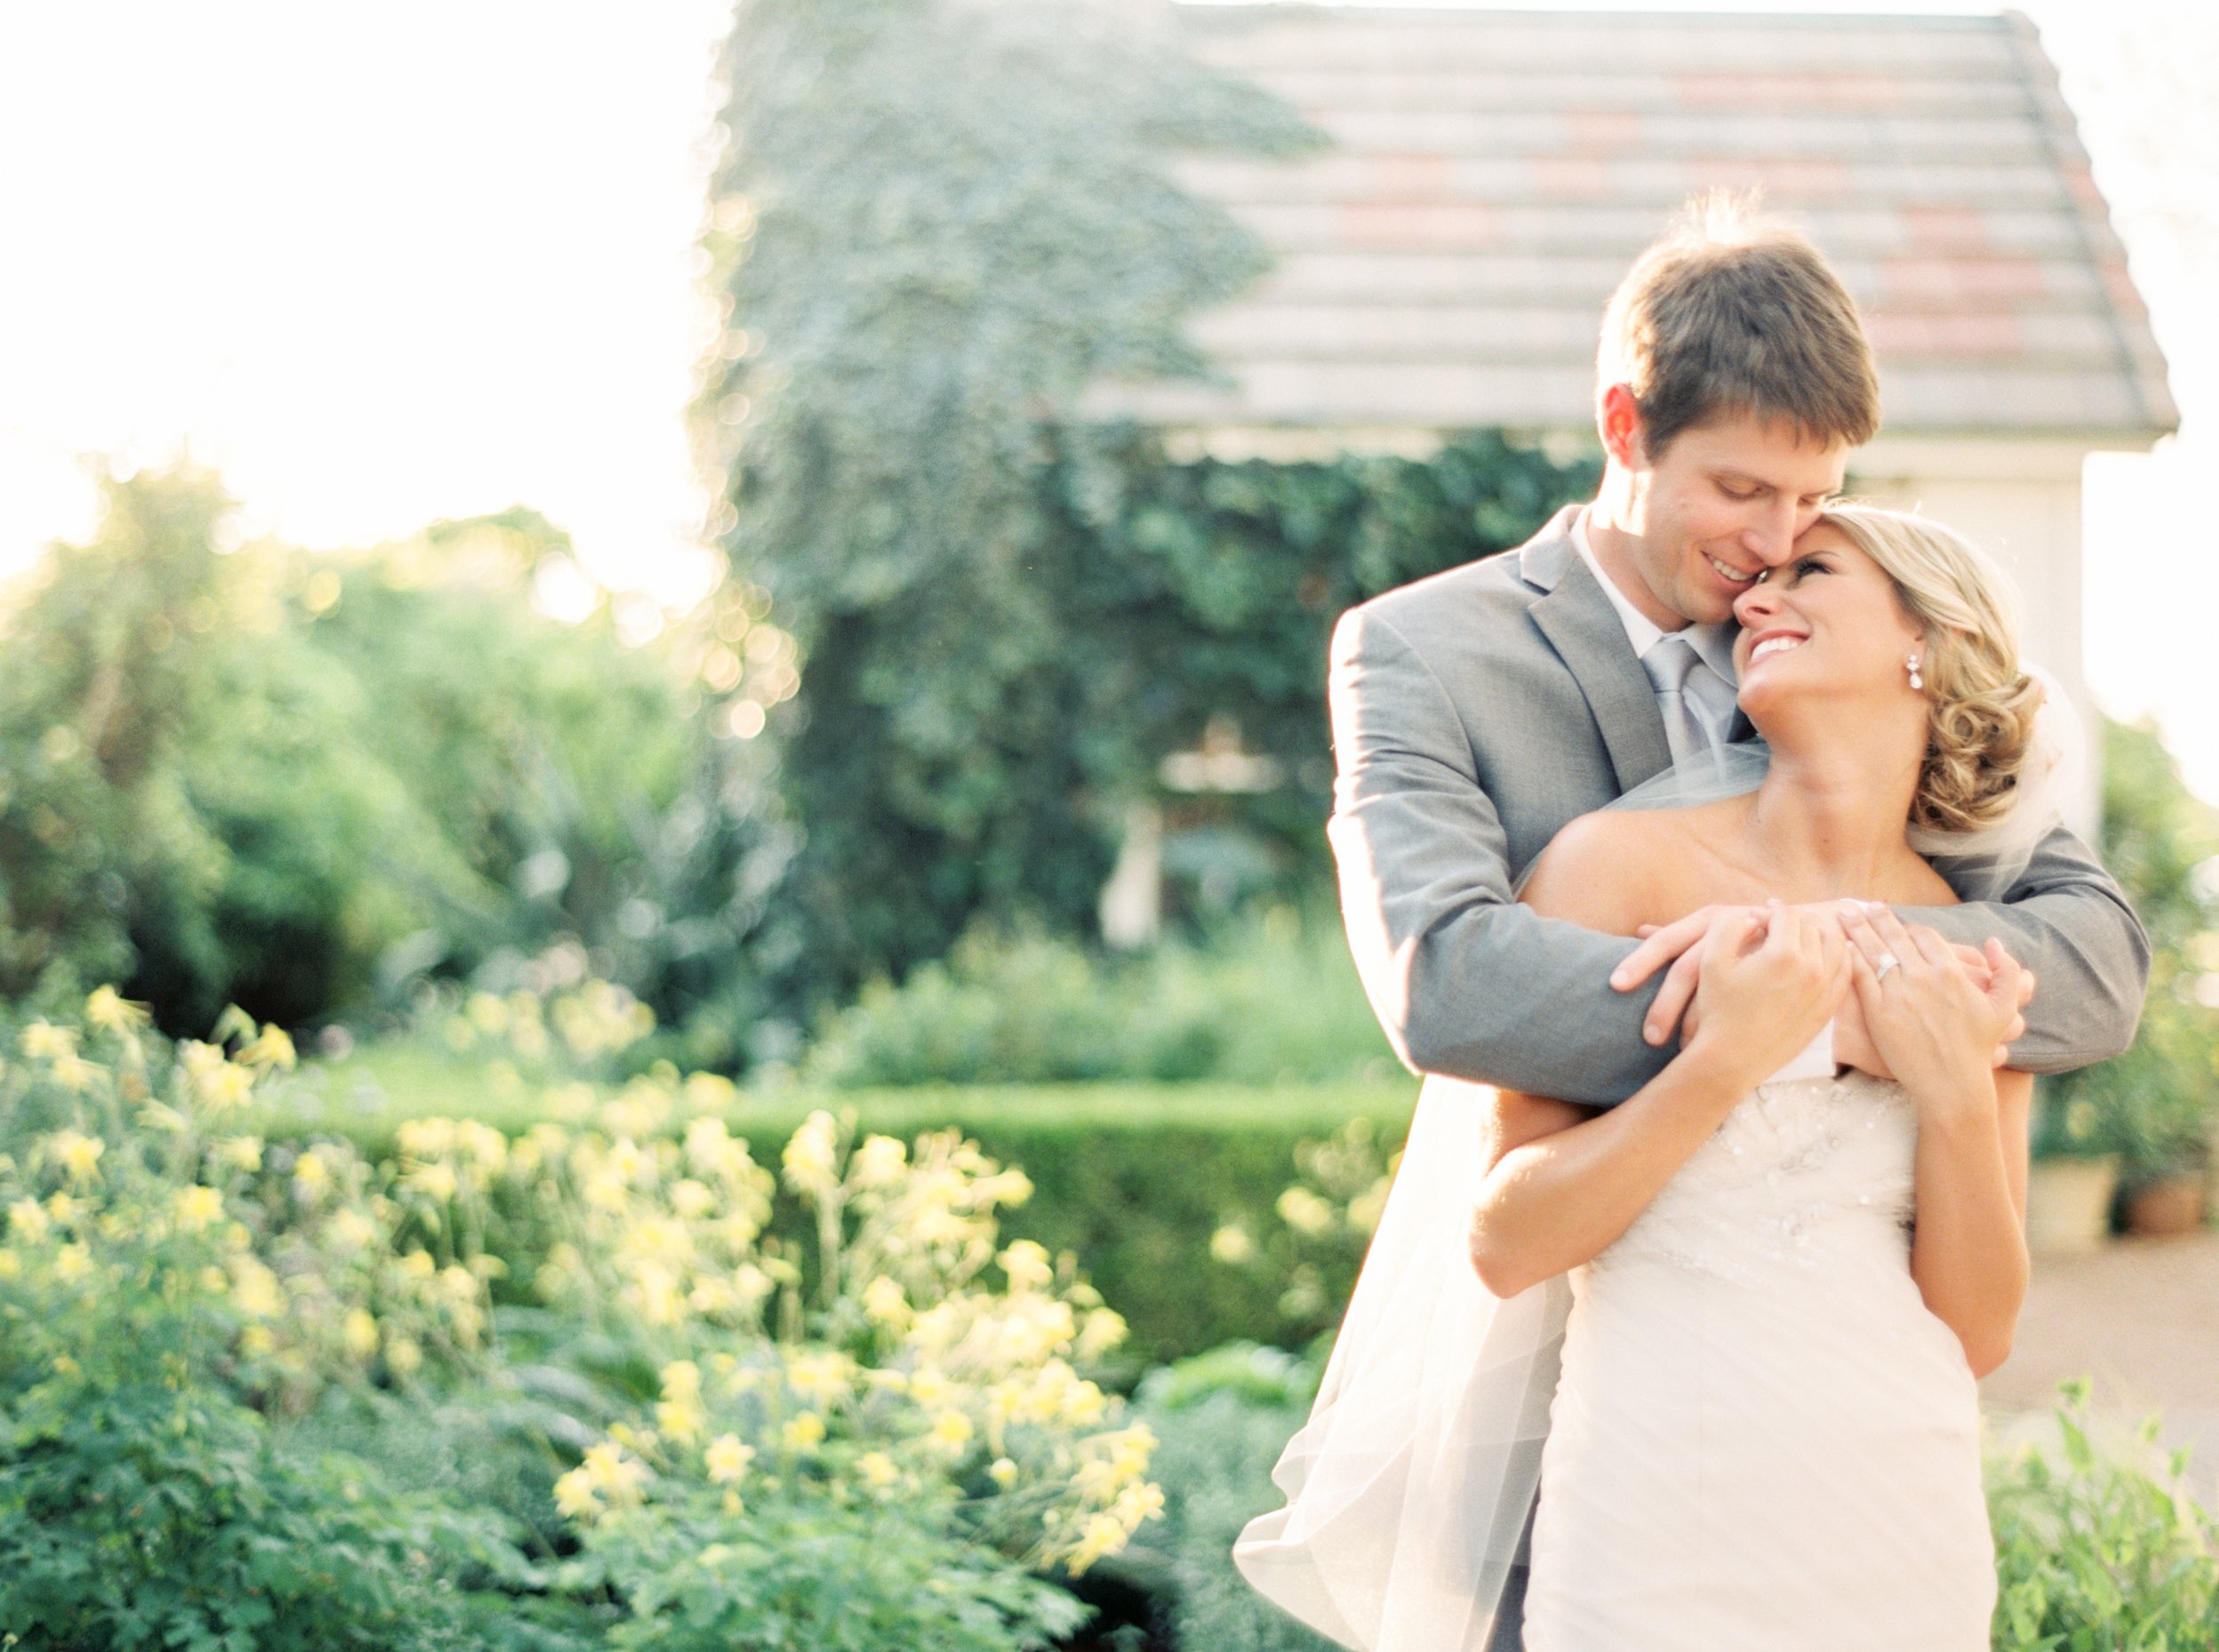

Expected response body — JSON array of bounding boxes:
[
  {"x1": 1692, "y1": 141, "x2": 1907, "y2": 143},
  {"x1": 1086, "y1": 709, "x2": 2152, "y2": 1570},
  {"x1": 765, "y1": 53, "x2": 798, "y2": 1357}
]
[{"x1": 1642, "y1": 634, "x2": 1729, "y2": 761}]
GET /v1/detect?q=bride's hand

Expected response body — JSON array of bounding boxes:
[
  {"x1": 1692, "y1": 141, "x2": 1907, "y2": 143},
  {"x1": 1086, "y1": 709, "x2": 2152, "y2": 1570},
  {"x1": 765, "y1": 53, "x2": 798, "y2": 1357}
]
[
  {"x1": 1842, "y1": 906, "x2": 2026, "y2": 1116},
  {"x1": 1682, "y1": 902, "x2": 1852, "y2": 1092}
]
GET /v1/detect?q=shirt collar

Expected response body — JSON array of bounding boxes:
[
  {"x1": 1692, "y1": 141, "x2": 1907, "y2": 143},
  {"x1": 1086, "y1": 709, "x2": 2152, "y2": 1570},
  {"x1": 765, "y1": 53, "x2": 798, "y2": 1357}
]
[{"x1": 1570, "y1": 508, "x2": 1741, "y2": 685}]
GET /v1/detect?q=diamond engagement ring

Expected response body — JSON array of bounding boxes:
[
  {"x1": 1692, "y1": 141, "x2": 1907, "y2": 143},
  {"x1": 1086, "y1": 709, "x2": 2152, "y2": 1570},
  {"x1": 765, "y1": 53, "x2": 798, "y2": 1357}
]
[{"x1": 1874, "y1": 952, "x2": 1900, "y2": 982}]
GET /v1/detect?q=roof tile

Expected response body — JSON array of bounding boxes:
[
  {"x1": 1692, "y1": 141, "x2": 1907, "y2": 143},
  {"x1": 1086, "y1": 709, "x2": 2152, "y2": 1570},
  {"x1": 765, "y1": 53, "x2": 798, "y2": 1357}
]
[{"x1": 1122, "y1": 3, "x2": 2176, "y2": 439}]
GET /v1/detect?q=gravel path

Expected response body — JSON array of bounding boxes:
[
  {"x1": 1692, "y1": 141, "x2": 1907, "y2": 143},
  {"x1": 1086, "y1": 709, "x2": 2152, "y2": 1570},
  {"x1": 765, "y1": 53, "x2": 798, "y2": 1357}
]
[{"x1": 1980, "y1": 1230, "x2": 2219, "y2": 1481}]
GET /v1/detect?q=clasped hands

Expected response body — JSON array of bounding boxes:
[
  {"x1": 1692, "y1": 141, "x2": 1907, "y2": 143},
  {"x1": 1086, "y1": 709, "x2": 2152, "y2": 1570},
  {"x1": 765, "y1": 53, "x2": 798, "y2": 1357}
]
[{"x1": 1609, "y1": 898, "x2": 2034, "y2": 1085}]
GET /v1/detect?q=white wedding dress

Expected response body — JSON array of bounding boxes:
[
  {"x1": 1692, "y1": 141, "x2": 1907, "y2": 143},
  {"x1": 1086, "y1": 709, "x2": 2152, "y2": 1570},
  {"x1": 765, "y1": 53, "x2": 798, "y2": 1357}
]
[{"x1": 1520, "y1": 1067, "x2": 1995, "y2": 1649}]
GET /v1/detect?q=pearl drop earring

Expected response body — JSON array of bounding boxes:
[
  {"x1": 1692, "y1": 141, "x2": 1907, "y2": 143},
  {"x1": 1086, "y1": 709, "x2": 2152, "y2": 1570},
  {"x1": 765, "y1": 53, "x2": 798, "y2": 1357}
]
[{"x1": 1906, "y1": 653, "x2": 1924, "y2": 691}]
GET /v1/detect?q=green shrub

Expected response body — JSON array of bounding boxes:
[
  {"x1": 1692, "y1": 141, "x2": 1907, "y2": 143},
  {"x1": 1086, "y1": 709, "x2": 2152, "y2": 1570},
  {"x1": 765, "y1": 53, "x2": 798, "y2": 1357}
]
[
  {"x1": 563, "y1": 1484, "x2": 1084, "y2": 1652},
  {"x1": 2041, "y1": 717, "x2": 2219, "y2": 1185},
  {"x1": 0, "y1": 1376, "x2": 574, "y2": 1652},
  {"x1": 1989, "y1": 1380, "x2": 2219, "y2": 1649},
  {"x1": 1132, "y1": 1346, "x2": 1337, "y2": 1652},
  {"x1": 802, "y1": 912, "x2": 1396, "y2": 1090}
]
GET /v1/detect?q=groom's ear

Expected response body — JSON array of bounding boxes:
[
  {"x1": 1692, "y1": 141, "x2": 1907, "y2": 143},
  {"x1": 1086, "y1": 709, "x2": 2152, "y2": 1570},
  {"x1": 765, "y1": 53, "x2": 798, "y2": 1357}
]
[{"x1": 1598, "y1": 384, "x2": 1646, "y2": 468}]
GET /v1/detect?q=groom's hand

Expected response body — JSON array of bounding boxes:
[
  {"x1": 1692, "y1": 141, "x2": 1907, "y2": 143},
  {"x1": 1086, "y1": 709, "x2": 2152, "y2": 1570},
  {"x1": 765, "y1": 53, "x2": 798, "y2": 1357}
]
[
  {"x1": 1612, "y1": 904, "x2": 1745, "y2": 1047},
  {"x1": 1613, "y1": 901, "x2": 1859, "y2": 1047}
]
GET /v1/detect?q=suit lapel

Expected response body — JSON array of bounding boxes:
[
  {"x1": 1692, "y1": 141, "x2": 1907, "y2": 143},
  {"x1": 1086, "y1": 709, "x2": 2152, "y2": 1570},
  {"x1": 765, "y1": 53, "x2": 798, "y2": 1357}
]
[{"x1": 1519, "y1": 521, "x2": 1674, "y2": 794}]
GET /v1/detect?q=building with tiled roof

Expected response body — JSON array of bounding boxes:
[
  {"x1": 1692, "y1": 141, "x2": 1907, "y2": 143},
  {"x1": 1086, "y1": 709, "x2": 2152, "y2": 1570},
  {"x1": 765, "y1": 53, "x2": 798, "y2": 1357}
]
[{"x1": 1088, "y1": 3, "x2": 2177, "y2": 824}]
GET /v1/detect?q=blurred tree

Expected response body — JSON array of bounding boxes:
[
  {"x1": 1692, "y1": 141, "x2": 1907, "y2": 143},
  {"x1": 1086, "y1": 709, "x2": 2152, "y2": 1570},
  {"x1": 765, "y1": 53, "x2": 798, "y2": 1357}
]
[
  {"x1": 0, "y1": 464, "x2": 487, "y2": 1029},
  {"x1": 0, "y1": 466, "x2": 783, "y2": 1051},
  {"x1": 696, "y1": 0, "x2": 1325, "y2": 1006},
  {"x1": 2041, "y1": 716, "x2": 2219, "y2": 1183}
]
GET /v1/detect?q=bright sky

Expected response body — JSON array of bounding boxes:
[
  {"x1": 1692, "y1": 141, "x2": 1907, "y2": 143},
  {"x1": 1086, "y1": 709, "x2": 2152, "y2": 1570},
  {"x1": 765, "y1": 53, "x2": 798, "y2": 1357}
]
[{"x1": 1, "y1": 1, "x2": 2214, "y2": 793}]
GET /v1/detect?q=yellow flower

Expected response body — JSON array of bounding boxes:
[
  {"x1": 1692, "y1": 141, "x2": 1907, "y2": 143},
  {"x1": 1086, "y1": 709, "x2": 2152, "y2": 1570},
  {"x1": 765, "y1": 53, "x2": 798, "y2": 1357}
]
[
  {"x1": 231, "y1": 1259, "x2": 283, "y2": 1317},
  {"x1": 928, "y1": 1410, "x2": 975, "y2": 1454},
  {"x1": 861, "y1": 1275, "x2": 909, "y2": 1328},
  {"x1": 857, "y1": 1449, "x2": 900, "y2": 1490},
  {"x1": 661, "y1": 1359, "x2": 702, "y2": 1403},
  {"x1": 84, "y1": 986, "x2": 152, "y2": 1033},
  {"x1": 47, "y1": 1130, "x2": 104, "y2": 1185},
  {"x1": 779, "y1": 1411, "x2": 826, "y2": 1453},
  {"x1": 1075, "y1": 1308, "x2": 1127, "y2": 1362},
  {"x1": 343, "y1": 1308, "x2": 379, "y2": 1359},
  {"x1": 240, "y1": 1325, "x2": 275, "y2": 1358},
  {"x1": 403, "y1": 1161, "x2": 459, "y2": 1203},
  {"x1": 999, "y1": 1239, "x2": 1052, "y2": 1294},
  {"x1": 7, "y1": 1198, "x2": 49, "y2": 1242},
  {"x1": 236, "y1": 1024, "x2": 296, "y2": 1071},
  {"x1": 47, "y1": 1054, "x2": 98, "y2": 1093},
  {"x1": 1275, "y1": 1186, "x2": 1337, "y2": 1238},
  {"x1": 173, "y1": 1185, "x2": 225, "y2": 1233},
  {"x1": 553, "y1": 1466, "x2": 601, "y2": 1521},
  {"x1": 194, "y1": 1062, "x2": 256, "y2": 1116},
  {"x1": 780, "y1": 1111, "x2": 841, "y2": 1200},
  {"x1": 988, "y1": 1456, "x2": 1018, "y2": 1488},
  {"x1": 683, "y1": 1070, "x2": 738, "y2": 1111},
  {"x1": 1065, "y1": 1510, "x2": 1133, "y2": 1577},
  {"x1": 784, "y1": 1349, "x2": 854, "y2": 1407},
  {"x1": 398, "y1": 1118, "x2": 457, "y2": 1160},
  {"x1": 213, "y1": 1135, "x2": 264, "y2": 1174},
  {"x1": 454, "y1": 1120, "x2": 508, "y2": 1173},
  {"x1": 21, "y1": 1021, "x2": 77, "y2": 1062},
  {"x1": 384, "y1": 1334, "x2": 423, "y2": 1378},
  {"x1": 291, "y1": 1148, "x2": 331, "y2": 1197},
  {"x1": 325, "y1": 1207, "x2": 376, "y2": 1253},
  {"x1": 0, "y1": 1248, "x2": 19, "y2": 1279},
  {"x1": 849, "y1": 1134, "x2": 907, "y2": 1190},
  {"x1": 669, "y1": 1178, "x2": 715, "y2": 1218},
  {"x1": 581, "y1": 1441, "x2": 648, "y2": 1505},
  {"x1": 1209, "y1": 1223, "x2": 1255, "y2": 1265},
  {"x1": 706, "y1": 1433, "x2": 755, "y2": 1484},
  {"x1": 53, "y1": 1243, "x2": 91, "y2": 1283},
  {"x1": 398, "y1": 1248, "x2": 436, "y2": 1281}
]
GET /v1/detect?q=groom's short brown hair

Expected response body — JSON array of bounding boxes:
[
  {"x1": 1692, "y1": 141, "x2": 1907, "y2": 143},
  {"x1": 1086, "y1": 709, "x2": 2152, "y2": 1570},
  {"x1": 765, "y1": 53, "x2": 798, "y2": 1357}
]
[{"x1": 1599, "y1": 191, "x2": 1879, "y2": 458}]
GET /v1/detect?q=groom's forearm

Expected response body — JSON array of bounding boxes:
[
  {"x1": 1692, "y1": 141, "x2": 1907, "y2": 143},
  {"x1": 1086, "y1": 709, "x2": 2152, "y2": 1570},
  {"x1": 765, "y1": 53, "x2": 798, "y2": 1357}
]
[
  {"x1": 1905, "y1": 826, "x2": 2149, "y2": 1073},
  {"x1": 1342, "y1": 882, "x2": 1676, "y2": 1107}
]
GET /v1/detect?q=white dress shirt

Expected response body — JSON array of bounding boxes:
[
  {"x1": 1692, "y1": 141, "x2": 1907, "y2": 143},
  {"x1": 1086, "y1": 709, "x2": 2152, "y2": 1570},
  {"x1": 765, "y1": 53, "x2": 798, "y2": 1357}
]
[{"x1": 1570, "y1": 509, "x2": 1741, "y2": 754}]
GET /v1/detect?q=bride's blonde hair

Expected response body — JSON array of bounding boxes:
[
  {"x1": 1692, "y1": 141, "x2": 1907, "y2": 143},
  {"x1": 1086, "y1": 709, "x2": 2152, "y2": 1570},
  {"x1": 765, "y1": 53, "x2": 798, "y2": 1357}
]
[{"x1": 1814, "y1": 503, "x2": 2045, "y2": 834}]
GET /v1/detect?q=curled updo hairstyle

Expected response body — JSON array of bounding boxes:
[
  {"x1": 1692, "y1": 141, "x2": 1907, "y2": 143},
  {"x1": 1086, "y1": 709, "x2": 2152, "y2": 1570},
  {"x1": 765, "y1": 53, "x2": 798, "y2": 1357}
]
[{"x1": 1816, "y1": 503, "x2": 2045, "y2": 835}]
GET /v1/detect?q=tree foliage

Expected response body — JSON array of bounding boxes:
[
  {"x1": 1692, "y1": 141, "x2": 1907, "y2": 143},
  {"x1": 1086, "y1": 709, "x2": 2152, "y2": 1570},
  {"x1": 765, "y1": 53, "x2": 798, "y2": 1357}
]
[
  {"x1": 698, "y1": 0, "x2": 1596, "y2": 1004},
  {"x1": 0, "y1": 465, "x2": 777, "y2": 1046},
  {"x1": 2041, "y1": 716, "x2": 2219, "y2": 1180}
]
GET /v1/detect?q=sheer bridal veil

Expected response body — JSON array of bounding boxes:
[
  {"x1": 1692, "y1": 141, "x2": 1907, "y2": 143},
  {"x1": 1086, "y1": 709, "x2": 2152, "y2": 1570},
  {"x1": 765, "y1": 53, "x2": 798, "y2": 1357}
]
[{"x1": 1230, "y1": 683, "x2": 2081, "y2": 1651}]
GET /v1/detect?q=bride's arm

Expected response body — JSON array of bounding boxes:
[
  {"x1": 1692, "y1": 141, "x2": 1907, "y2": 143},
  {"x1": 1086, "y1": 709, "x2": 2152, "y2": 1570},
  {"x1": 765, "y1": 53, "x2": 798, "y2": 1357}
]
[
  {"x1": 1843, "y1": 906, "x2": 2032, "y2": 1377},
  {"x1": 1907, "y1": 1068, "x2": 2032, "y2": 1377},
  {"x1": 1465, "y1": 817, "x2": 1847, "y2": 1300}
]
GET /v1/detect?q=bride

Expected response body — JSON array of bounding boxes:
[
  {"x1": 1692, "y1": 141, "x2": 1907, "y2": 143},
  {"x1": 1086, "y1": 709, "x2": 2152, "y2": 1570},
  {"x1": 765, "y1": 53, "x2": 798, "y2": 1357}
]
[{"x1": 1237, "y1": 503, "x2": 2050, "y2": 1649}]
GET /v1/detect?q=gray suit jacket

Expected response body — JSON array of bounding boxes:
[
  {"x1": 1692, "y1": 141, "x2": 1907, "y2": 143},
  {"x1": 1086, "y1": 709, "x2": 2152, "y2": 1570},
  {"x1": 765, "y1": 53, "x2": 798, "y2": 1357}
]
[
  {"x1": 1328, "y1": 504, "x2": 2151, "y2": 1106},
  {"x1": 1330, "y1": 507, "x2": 2149, "y2": 1650}
]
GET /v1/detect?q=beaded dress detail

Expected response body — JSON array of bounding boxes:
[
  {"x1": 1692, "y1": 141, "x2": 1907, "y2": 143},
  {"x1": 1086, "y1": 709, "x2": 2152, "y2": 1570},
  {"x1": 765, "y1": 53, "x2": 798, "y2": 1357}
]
[{"x1": 1521, "y1": 1071, "x2": 1994, "y2": 1650}]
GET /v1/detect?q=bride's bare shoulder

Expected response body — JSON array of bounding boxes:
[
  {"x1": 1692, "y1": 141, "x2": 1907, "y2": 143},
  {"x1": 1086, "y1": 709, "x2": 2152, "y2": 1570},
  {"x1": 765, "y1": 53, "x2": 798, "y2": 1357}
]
[{"x1": 1519, "y1": 803, "x2": 1724, "y2": 937}]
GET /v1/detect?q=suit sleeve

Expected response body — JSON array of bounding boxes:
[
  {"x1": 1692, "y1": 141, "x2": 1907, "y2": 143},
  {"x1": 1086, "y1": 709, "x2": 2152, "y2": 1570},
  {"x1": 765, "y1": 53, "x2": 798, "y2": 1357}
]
[
  {"x1": 1326, "y1": 605, "x2": 1674, "y2": 1107},
  {"x1": 1899, "y1": 824, "x2": 2150, "y2": 1073}
]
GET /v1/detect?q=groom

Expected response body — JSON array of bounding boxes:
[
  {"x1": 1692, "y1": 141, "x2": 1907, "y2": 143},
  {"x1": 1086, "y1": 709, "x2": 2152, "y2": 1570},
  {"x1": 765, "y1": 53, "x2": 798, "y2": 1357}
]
[{"x1": 1326, "y1": 197, "x2": 2150, "y2": 1647}]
